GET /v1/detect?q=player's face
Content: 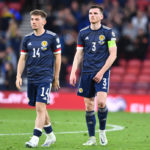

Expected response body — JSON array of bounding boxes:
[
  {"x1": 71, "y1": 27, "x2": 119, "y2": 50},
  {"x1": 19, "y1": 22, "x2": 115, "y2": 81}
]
[
  {"x1": 89, "y1": 8, "x2": 103, "y2": 24},
  {"x1": 30, "y1": 15, "x2": 46, "y2": 30}
]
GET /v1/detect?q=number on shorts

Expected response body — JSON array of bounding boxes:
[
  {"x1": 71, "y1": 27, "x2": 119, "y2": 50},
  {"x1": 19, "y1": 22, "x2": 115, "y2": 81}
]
[
  {"x1": 41, "y1": 87, "x2": 50, "y2": 99},
  {"x1": 102, "y1": 78, "x2": 107, "y2": 89}
]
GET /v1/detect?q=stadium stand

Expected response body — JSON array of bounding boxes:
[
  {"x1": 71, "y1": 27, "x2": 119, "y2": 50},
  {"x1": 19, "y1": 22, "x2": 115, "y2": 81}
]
[{"x1": 0, "y1": 0, "x2": 150, "y2": 95}]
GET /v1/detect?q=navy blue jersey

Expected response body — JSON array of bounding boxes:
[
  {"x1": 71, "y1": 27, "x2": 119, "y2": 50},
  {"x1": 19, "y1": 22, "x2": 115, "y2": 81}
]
[
  {"x1": 77, "y1": 25, "x2": 116, "y2": 73},
  {"x1": 21, "y1": 30, "x2": 61, "y2": 83}
]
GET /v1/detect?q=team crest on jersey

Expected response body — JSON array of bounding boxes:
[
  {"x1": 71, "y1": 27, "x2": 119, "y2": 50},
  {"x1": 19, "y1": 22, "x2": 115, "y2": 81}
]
[
  {"x1": 99, "y1": 35, "x2": 105, "y2": 45},
  {"x1": 41, "y1": 41, "x2": 48, "y2": 50},
  {"x1": 79, "y1": 88, "x2": 83, "y2": 93}
]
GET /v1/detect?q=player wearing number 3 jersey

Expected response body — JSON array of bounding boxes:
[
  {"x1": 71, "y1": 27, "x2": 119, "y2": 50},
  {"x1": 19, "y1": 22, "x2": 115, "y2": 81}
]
[
  {"x1": 16, "y1": 10, "x2": 61, "y2": 148},
  {"x1": 70, "y1": 5, "x2": 117, "y2": 146}
]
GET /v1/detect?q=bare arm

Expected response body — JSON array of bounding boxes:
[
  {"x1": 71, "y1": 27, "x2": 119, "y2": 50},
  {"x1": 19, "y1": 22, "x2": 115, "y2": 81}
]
[
  {"x1": 53, "y1": 53, "x2": 61, "y2": 90},
  {"x1": 16, "y1": 54, "x2": 27, "y2": 90},
  {"x1": 93, "y1": 46, "x2": 117, "y2": 83},
  {"x1": 70, "y1": 49, "x2": 84, "y2": 86}
]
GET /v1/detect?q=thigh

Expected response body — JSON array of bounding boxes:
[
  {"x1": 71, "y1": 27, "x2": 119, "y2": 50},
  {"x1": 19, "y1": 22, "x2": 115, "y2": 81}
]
[
  {"x1": 95, "y1": 70, "x2": 110, "y2": 93},
  {"x1": 36, "y1": 82, "x2": 52, "y2": 105},
  {"x1": 77, "y1": 73, "x2": 95, "y2": 98},
  {"x1": 27, "y1": 82, "x2": 37, "y2": 106}
]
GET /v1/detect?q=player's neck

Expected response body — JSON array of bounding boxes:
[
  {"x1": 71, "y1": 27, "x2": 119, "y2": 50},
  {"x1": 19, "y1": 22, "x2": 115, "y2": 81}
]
[
  {"x1": 34, "y1": 28, "x2": 45, "y2": 36},
  {"x1": 90, "y1": 23, "x2": 101, "y2": 30}
]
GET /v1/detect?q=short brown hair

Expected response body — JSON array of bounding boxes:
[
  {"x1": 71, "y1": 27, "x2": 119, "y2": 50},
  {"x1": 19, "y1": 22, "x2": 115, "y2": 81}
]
[
  {"x1": 89, "y1": 5, "x2": 103, "y2": 14},
  {"x1": 30, "y1": 9, "x2": 47, "y2": 18}
]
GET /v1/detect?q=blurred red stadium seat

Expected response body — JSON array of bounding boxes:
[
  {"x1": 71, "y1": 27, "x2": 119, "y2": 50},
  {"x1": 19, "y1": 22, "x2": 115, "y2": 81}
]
[
  {"x1": 119, "y1": 59, "x2": 127, "y2": 67},
  {"x1": 126, "y1": 67, "x2": 140, "y2": 75},
  {"x1": 122, "y1": 74, "x2": 137, "y2": 83},
  {"x1": 111, "y1": 66, "x2": 125, "y2": 75},
  {"x1": 110, "y1": 74, "x2": 122, "y2": 91},
  {"x1": 8, "y1": 2, "x2": 21, "y2": 11},
  {"x1": 118, "y1": 89, "x2": 132, "y2": 94},
  {"x1": 110, "y1": 74, "x2": 122, "y2": 82},
  {"x1": 141, "y1": 67, "x2": 150, "y2": 75},
  {"x1": 142, "y1": 60, "x2": 150, "y2": 68},
  {"x1": 127, "y1": 59, "x2": 142, "y2": 68},
  {"x1": 138, "y1": 74, "x2": 150, "y2": 82},
  {"x1": 109, "y1": 88, "x2": 117, "y2": 94},
  {"x1": 134, "y1": 89, "x2": 147, "y2": 95}
]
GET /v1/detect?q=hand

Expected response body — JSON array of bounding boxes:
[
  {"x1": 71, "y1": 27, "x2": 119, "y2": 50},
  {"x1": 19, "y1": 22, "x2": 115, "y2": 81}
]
[
  {"x1": 93, "y1": 71, "x2": 103, "y2": 83},
  {"x1": 52, "y1": 79, "x2": 60, "y2": 91},
  {"x1": 70, "y1": 73, "x2": 76, "y2": 87},
  {"x1": 16, "y1": 76, "x2": 22, "y2": 90}
]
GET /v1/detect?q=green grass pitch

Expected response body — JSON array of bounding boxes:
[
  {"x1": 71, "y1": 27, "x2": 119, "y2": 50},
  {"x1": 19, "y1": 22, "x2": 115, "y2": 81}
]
[{"x1": 0, "y1": 109, "x2": 150, "y2": 150}]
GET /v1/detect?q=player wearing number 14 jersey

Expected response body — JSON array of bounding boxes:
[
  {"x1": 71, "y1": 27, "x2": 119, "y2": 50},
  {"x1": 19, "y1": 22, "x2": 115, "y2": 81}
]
[
  {"x1": 16, "y1": 10, "x2": 61, "y2": 148},
  {"x1": 70, "y1": 5, "x2": 117, "y2": 146}
]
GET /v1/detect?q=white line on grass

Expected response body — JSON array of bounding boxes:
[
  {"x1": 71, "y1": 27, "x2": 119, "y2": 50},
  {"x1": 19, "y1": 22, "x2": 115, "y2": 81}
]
[{"x1": 0, "y1": 124, "x2": 124, "y2": 136}]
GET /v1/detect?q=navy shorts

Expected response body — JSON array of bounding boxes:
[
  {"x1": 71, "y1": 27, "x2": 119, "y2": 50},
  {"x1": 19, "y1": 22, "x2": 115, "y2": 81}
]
[
  {"x1": 77, "y1": 70, "x2": 110, "y2": 98},
  {"x1": 27, "y1": 82, "x2": 52, "y2": 106}
]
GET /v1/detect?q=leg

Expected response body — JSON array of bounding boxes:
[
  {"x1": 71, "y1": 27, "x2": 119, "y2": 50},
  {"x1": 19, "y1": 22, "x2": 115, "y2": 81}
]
[
  {"x1": 35, "y1": 102, "x2": 47, "y2": 129},
  {"x1": 42, "y1": 109, "x2": 56, "y2": 147},
  {"x1": 25, "y1": 102, "x2": 46, "y2": 148},
  {"x1": 83, "y1": 97, "x2": 97, "y2": 146},
  {"x1": 97, "y1": 92, "x2": 108, "y2": 146}
]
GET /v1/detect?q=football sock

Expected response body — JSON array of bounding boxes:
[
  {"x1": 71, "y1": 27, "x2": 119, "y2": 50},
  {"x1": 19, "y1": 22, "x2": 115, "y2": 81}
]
[
  {"x1": 85, "y1": 111, "x2": 96, "y2": 137},
  {"x1": 43, "y1": 123, "x2": 53, "y2": 134},
  {"x1": 98, "y1": 106, "x2": 108, "y2": 130},
  {"x1": 33, "y1": 128, "x2": 42, "y2": 137}
]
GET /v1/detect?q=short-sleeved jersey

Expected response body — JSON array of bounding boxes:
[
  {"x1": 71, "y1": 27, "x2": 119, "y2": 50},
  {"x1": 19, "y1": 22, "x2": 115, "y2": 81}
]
[
  {"x1": 77, "y1": 25, "x2": 116, "y2": 73},
  {"x1": 21, "y1": 30, "x2": 61, "y2": 83}
]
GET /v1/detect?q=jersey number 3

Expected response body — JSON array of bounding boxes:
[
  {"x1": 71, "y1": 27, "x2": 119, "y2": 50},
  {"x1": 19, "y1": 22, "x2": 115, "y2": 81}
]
[{"x1": 92, "y1": 42, "x2": 96, "y2": 52}]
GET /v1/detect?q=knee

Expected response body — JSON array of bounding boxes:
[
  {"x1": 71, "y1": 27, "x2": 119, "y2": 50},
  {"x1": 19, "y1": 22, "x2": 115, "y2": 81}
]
[
  {"x1": 85, "y1": 100, "x2": 94, "y2": 111},
  {"x1": 97, "y1": 92, "x2": 107, "y2": 108},
  {"x1": 98, "y1": 101, "x2": 106, "y2": 108},
  {"x1": 36, "y1": 104, "x2": 46, "y2": 114}
]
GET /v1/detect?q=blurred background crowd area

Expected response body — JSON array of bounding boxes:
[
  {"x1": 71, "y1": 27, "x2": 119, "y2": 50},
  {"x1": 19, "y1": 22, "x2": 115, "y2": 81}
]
[{"x1": 0, "y1": 0, "x2": 150, "y2": 94}]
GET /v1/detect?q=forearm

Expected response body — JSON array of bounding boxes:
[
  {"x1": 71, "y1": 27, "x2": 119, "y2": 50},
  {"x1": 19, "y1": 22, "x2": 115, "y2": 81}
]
[
  {"x1": 71, "y1": 51, "x2": 83, "y2": 75},
  {"x1": 101, "y1": 55, "x2": 116, "y2": 74},
  {"x1": 17, "y1": 56, "x2": 26, "y2": 78},
  {"x1": 100, "y1": 47, "x2": 117, "y2": 74},
  {"x1": 54, "y1": 54, "x2": 61, "y2": 80}
]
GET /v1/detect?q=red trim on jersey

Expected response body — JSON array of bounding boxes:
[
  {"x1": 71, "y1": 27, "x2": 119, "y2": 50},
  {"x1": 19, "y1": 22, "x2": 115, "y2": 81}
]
[
  {"x1": 54, "y1": 48, "x2": 61, "y2": 52},
  {"x1": 77, "y1": 44, "x2": 83, "y2": 47},
  {"x1": 21, "y1": 49, "x2": 28, "y2": 53}
]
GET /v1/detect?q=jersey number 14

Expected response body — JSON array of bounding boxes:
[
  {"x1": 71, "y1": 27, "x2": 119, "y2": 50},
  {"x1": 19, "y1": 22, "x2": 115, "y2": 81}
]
[{"x1": 32, "y1": 48, "x2": 40, "y2": 58}]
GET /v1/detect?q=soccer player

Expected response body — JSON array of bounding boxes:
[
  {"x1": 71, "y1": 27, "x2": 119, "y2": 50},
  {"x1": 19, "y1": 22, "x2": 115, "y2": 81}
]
[
  {"x1": 16, "y1": 10, "x2": 61, "y2": 148},
  {"x1": 70, "y1": 5, "x2": 117, "y2": 146}
]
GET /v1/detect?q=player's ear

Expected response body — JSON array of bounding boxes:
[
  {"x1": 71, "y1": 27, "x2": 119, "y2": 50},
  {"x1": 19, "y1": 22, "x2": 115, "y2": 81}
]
[
  {"x1": 100, "y1": 13, "x2": 103, "y2": 20},
  {"x1": 43, "y1": 18, "x2": 47, "y2": 26}
]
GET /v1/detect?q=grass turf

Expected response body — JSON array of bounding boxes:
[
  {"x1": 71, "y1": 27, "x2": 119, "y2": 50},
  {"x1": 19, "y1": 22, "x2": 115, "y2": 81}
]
[{"x1": 0, "y1": 109, "x2": 150, "y2": 150}]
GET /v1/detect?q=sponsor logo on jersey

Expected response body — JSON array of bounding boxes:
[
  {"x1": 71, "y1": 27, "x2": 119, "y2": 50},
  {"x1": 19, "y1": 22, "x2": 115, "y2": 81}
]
[
  {"x1": 79, "y1": 88, "x2": 83, "y2": 93},
  {"x1": 28, "y1": 42, "x2": 32, "y2": 46},
  {"x1": 85, "y1": 36, "x2": 89, "y2": 40},
  {"x1": 99, "y1": 35, "x2": 105, "y2": 45},
  {"x1": 41, "y1": 41, "x2": 48, "y2": 50}
]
